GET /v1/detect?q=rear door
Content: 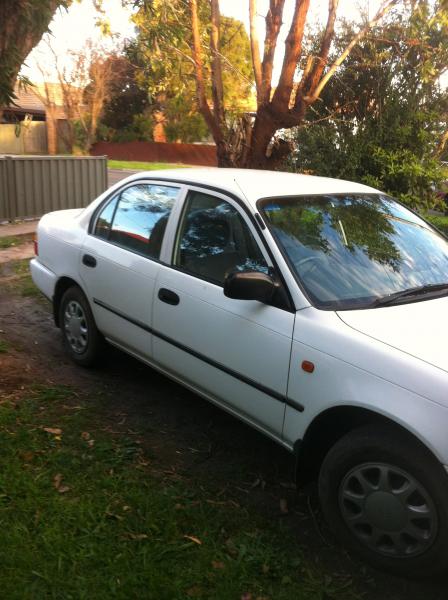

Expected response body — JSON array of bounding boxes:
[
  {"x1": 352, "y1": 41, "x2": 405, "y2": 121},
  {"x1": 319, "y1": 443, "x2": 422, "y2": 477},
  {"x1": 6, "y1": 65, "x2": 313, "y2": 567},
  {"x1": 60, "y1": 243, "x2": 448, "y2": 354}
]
[
  {"x1": 152, "y1": 188, "x2": 295, "y2": 440},
  {"x1": 80, "y1": 180, "x2": 183, "y2": 359}
]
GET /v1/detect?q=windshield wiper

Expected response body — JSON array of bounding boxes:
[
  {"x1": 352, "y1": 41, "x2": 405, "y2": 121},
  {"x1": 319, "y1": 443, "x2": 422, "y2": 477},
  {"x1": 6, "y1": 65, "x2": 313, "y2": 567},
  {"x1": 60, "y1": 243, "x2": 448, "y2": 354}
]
[{"x1": 371, "y1": 283, "x2": 448, "y2": 308}]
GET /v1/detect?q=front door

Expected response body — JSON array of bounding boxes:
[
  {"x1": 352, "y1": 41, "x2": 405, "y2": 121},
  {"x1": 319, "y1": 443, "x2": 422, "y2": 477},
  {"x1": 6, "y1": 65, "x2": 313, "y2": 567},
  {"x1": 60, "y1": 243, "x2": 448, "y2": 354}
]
[{"x1": 152, "y1": 189, "x2": 295, "y2": 440}]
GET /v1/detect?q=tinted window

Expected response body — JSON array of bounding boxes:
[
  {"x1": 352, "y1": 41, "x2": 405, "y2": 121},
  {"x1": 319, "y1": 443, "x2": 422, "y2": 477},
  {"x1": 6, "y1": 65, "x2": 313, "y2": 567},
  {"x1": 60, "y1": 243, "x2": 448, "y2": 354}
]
[
  {"x1": 107, "y1": 184, "x2": 178, "y2": 258},
  {"x1": 260, "y1": 194, "x2": 448, "y2": 310},
  {"x1": 175, "y1": 191, "x2": 268, "y2": 285},
  {"x1": 95, "y1": 195, "x2": 118, "y2": 239}
]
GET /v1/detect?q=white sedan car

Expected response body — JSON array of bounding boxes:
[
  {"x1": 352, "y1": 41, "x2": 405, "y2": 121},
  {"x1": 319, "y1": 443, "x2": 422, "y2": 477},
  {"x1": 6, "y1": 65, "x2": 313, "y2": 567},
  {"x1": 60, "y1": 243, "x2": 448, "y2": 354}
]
[{"x1": 31, "y1": 168, "x2": 448, "y2": 576}]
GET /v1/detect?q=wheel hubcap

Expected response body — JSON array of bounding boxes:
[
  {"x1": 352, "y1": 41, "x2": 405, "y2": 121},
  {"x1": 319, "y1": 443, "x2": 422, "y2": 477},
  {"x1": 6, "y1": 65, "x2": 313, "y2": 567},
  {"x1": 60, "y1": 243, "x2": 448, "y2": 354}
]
[
  {"x1": 63, "y1": 300, "x2": 88, "y2": 354},
  {"x1": 339, "y1": 463, "x2": 437, "y2": 557}
]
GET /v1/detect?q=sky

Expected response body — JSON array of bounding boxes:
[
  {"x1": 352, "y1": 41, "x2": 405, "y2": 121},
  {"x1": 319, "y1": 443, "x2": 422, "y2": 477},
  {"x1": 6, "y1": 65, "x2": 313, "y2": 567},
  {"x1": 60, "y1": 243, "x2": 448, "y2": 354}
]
[{"x1": 22, "y1": 0, "x2": 383, "y2": 84}]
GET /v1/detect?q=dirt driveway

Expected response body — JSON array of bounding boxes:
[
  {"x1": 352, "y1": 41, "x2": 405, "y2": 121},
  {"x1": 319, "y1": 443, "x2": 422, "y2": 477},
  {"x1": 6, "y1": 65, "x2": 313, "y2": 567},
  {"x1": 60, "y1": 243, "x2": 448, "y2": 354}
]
[{"x1": 0, "y1": 250, "x2": 446, "y2": 599}]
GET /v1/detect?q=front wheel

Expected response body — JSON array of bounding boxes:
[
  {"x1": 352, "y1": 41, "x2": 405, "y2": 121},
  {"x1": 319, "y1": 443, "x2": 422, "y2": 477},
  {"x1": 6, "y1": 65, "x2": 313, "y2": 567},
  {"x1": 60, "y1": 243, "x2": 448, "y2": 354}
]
[
  {"x1": 59, "y1": 286, "x2": 103, "y2": 367},
  {"x1": 318, "y1": 425, "x2": 448, "y2": 577}
]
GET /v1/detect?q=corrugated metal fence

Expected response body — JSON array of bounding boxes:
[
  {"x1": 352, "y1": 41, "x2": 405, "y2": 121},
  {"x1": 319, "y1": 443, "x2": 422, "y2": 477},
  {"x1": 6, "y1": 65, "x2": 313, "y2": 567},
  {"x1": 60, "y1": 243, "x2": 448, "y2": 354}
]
[{"x1": 0, "y1": 155, "x2": 107, "y2": 221}]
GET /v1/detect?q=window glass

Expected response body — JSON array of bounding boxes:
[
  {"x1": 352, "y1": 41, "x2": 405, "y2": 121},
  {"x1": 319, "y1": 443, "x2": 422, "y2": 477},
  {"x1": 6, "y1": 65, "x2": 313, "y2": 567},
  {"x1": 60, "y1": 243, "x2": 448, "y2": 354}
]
[
  {"x1": 95, "y1": 195, "x2": 118, "y2": 239},
  {"x1": 108, "y1": 184, "x2": 178, "y2": 258},
  {"x1": 260, "y1": 193, "x2": 448, "y2": 310},
  {"x1": 175, "y1": 191, "x2": 268, "y2": 285}
]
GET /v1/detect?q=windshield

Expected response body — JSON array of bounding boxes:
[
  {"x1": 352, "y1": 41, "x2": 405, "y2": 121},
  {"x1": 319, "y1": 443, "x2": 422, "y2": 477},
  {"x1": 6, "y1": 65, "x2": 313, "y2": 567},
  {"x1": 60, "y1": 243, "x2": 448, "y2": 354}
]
[{"x1": 259, "y1": 194, "x2": 448, "y2": 310}]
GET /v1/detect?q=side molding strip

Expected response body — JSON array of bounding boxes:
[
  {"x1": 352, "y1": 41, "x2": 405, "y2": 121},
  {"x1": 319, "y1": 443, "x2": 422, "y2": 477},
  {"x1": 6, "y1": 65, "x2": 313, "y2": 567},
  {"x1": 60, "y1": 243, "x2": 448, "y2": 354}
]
[{"x1": 93, "y1": 298, "x2": 304, "y2": 413}]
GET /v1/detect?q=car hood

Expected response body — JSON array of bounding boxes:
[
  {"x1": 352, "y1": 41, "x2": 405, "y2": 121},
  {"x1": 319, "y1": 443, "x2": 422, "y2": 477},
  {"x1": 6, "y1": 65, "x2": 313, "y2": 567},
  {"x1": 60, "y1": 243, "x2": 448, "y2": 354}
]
[{"x1": 337, "y1": 296, "x2": 448, "y2": 373}]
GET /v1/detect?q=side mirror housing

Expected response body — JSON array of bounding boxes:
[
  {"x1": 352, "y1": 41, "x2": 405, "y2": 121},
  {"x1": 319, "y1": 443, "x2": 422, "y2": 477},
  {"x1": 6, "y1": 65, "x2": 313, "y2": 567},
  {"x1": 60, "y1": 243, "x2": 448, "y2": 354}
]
[{"x1": 223, "y1": 271, "x2": 277, "y2": 303}]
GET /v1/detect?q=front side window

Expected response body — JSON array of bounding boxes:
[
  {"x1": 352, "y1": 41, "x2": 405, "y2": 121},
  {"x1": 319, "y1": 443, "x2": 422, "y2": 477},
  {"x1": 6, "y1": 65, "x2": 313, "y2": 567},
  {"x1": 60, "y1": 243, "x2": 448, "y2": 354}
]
[
  {"x1": 259, "y1": 194, "x2": 448, "y2": 310},
  {"x1": 174, "y1": 191, "x2": 268, "y2": 285},
  {"x1": 95, "y1": 183, "x2": 179, "y2": 259}
]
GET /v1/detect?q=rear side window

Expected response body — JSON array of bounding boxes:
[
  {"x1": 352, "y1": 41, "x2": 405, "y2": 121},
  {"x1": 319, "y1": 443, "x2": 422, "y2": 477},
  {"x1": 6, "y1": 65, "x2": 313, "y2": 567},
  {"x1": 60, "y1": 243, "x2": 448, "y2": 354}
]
[
  {"x1": 95, "y1": 195, "x2": 118, "y2": 239},
  {"x1": 94, "y1": 183, "x2": 179, "y2": 259}
]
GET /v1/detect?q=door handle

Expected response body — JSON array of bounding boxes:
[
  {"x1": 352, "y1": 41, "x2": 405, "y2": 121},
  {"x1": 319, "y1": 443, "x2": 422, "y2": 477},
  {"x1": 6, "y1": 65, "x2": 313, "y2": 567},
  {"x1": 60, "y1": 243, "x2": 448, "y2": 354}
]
[
  {"x1": 158, "y1": 288, "x2": 180, "y2": 306},
  {"x1": 82, "y1": 254, "x2": 97, "y2": 268}
]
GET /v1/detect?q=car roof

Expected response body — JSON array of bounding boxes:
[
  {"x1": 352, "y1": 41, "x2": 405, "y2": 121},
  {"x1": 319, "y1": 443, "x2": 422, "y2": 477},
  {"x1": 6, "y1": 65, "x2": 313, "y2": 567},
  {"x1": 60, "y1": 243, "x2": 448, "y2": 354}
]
[{"x1": 132, "y1": 167, "x2": 379, "y2": 208}]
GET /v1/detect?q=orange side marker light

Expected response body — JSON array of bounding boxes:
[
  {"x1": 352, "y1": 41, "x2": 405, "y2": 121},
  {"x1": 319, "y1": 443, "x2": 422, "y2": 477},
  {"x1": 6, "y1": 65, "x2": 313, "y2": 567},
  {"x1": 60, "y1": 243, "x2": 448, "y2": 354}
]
[{"x1": 301, "y1": 360, "x2": 315, "y2": 373}]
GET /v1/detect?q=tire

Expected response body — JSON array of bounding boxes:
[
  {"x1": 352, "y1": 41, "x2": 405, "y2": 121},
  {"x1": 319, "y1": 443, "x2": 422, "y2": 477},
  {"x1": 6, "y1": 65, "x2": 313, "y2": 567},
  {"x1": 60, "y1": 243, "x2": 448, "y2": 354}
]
[
  {"x1": 59, "y1": 286, "x2": 103, "y2": 367},
  {"x1": 318, "y1": 425, "x2": 448, "y2": 577}
]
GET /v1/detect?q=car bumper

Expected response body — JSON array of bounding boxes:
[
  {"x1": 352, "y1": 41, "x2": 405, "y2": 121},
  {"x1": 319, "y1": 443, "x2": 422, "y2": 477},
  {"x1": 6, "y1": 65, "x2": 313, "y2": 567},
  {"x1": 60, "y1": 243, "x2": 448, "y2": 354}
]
[{"x1": 30, "y1": 258, "x2": 56, "y2": 301}]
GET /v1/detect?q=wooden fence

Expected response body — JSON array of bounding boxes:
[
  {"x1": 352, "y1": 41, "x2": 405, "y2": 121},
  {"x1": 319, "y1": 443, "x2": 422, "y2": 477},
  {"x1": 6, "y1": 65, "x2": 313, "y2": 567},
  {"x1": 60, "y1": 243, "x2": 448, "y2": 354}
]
[
  {"x1": 0, "y1": 155, "x2": 108, "y2": 221},
  {"x1": 91, "y1": 141, "x2": 217, "y2": 166},
  {"x1": 0, "y1": 122, "x2": 48, "y2": 154}
]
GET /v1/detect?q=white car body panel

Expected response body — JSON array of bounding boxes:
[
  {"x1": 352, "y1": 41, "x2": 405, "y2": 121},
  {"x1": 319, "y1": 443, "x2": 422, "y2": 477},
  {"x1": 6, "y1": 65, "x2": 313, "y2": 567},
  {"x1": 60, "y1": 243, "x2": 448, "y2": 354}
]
[
  {"x1": 79, "y1": 234, "x2": 159, "y2": 358},
  {"x1": 338, "y1": 299, "x2": 448, "y2": 374},
  {"x1": 31, "y1": 208, "x2": 88, "y2": 296},
  {"x1": 153, "y1": 263, "x2": 294, "y2": 437},
  {"x1": 285, "y1": 308, "x2": 448, "y2": 462},
  {"x1": 29, "y1": 168, "x2": 448, "y2": 469}
]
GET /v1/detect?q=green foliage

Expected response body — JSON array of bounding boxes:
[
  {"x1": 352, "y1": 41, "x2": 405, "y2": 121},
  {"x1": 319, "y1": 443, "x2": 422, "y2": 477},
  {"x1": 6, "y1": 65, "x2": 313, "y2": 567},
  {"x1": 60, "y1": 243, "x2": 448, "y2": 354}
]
[
  {"x1": 0, "y1": 1, "x2": 69, "y2": 106},
  {"x1": 99, "y1": 114, "x2": 154, "y2": 143},
  {"x1": 130, "y1": 2, "x2": 253, "y2": 142},
  {"x1": 101, "y1": 43, "x2": 150, "y2": 133},
  {"x1": 290, "y1": 1, "x2": 448, "y2": 210},
  {"x1": 424, "y1": 214, "x2": 448, "y2": 236},
  {"x1": 71, "y1": 118, "x2": 91, "y2": 155},
  {"x1": 165, "y1": 96, "x2": 209, "y2": 143},
  {"x1": 108, "y1": 160, "x2": 189, "y2": 170}
]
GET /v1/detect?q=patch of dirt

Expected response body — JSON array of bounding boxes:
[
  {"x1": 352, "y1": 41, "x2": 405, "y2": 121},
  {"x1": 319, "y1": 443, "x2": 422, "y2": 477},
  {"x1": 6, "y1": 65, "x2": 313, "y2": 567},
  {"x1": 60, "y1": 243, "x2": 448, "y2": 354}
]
[
  {"x1": 0, "y1": 241, "x2": 34, "y2": 264},
  {"x1": 0, "y1": 351, "x2": 35, "y2": 397},
  {"x1": 0, "y1": 266, "x2": 446, "y2": 598}
]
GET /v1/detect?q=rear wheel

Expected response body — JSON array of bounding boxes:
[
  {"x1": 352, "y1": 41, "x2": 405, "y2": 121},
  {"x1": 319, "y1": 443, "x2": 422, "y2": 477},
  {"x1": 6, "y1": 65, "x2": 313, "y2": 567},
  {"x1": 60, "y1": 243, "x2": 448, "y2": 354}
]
[
  {"x1": 59, "y1": 286, "x2": 103, "y2": 367},
  {"x1": 318, "y1": 425, "x2": 448, "y2": 577}
]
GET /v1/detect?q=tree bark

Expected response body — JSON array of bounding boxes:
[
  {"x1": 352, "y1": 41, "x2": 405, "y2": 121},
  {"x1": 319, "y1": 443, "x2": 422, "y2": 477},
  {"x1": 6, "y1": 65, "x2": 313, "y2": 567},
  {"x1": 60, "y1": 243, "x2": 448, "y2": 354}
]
[
  {"x1": 249, "y1": 0, "x2": 262, "y2": 100},
  {"x1": 210, "y1": 0, "x2": 225, "y2": 129},
  {"x1": 190, "y1": 0, "x2": 232, "y2": 166},
  {"x1": 45, "y1": 103, "x2": 58, "y2": 155}
]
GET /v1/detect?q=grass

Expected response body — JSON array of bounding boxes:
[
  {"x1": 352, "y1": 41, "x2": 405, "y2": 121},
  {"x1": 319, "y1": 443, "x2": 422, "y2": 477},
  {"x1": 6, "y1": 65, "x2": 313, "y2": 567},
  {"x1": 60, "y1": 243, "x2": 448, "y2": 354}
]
[
  {"x1": 0, "y1": 384, "x2": 359, "y2": 599},
  {"x1": 108, "y1": 160, "x2": 190, "y2": 171},
  {"x1": 0, "y1": 259, "x2": 42, "y2": 300},
  {"x1": 0, "y1": 236, "x2": 21, "y2": 250},
  {"x1": 12, "y1": 259, "x2": 41, "y2": 298},
  {"x1": 0, "y1": 338, "x2": 9, "y2": 353}
]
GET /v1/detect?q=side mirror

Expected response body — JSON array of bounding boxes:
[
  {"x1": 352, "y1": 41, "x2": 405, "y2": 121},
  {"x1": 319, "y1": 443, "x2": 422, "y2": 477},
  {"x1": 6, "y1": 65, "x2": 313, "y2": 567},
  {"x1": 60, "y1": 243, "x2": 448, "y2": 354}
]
[{"x1": 223, "y1": 270, "x2": 277, "y2": 303}]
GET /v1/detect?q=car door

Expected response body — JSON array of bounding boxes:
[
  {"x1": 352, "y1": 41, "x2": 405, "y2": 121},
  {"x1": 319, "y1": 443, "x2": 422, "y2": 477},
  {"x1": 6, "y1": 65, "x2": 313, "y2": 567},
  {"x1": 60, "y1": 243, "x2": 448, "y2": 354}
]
[
  {"x1": 80, "y1": 180, "x2": 182, "y2": 359},
  {"x1": 152, "y1": 188, "x2": 296, "y2": 440}
]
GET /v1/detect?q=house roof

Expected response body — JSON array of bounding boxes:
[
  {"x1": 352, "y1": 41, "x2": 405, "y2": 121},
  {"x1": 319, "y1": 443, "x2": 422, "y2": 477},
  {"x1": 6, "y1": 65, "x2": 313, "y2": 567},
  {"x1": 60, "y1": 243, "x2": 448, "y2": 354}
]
[{"x1": 5, "y1": 83, "x2": 67, "y2": 119}]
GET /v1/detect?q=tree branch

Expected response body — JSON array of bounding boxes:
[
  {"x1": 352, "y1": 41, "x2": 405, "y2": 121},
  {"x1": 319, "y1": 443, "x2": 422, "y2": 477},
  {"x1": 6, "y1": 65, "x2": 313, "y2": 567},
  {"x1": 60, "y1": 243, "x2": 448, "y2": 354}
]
[
  {"x1": 210, "y1": 0, "x2": 225, "y2": 127},
  {"x1": 309, "y1": 0, "x2": 399, "y2": 102},
  {"x1": 189, "y1": 0, "x2": 221, "y2": 142},
  {"x1": 300, "y1": 0, "x2": 339, "y2": 98},
  {"x1": 435, "y1": 129, "x2": 448, "y2": 157},
  {"x1": 272, "y1": 0, "x2": 311, "y2": 110},
  {"x1": 259, "y1": 0, "x2": 286, "y2": 105},
  {"x1": 249, "y1": 0, "x2": 262, "y2": 101}
]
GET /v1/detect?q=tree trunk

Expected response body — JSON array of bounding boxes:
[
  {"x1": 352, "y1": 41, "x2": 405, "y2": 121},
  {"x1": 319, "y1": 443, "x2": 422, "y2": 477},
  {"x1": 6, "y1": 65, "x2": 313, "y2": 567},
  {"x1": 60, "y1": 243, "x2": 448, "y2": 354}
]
[
  {"x1": 190, "y1": 0, "x2": 398, "y2": 170},
  {"x1": 45, "y1": 104, "x2": 58, "y2": 155},
  {"x1": 153, "y1": 109, "x2": 167, "y2": 142}
]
